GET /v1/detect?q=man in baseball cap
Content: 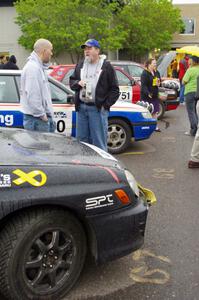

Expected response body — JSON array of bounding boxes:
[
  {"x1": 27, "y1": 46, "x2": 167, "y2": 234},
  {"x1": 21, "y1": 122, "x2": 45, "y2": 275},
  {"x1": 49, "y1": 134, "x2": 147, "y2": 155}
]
[
  {"x1": 81, "y1": 39, "x2": 100, "y2": 49},
  {"x1": 70, "y1": 38, "x2": 119, "y2": 152}
]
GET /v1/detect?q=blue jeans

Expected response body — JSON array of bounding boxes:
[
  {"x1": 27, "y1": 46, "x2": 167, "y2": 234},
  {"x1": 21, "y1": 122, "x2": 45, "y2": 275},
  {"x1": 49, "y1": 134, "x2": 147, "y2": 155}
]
[
  {"x1": 179, "y1": 84, "x2": 185, "y2": 103},
  {"x1": 23, "y1": 114, "x2": 55, "y2": 132},
  {"x1": 76, "y1": 103, "x2": 109, "y2": 151},
  {"x1": 185, "y1": 92, "x2": 198, "y2": 135}
]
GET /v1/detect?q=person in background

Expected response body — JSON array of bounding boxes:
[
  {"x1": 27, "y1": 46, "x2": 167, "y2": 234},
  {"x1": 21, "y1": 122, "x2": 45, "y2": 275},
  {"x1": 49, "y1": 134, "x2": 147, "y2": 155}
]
[
  {"x1": 178, "y1": 53, "x2": 189, "y2": 104},
  {"x1": 182, "y1": 55, "x2": 199, "y2": 137},
  {"x1": 69, "y1": 39, "x2": 119, "y2": 151},
  {"x1": 188, "y1": 73, "x2": 199, "y2": 168},
  {"x1": 0, "y1": 55, "x2": 4, "y2": 65},
  {"x1": 0, "y1": 55, "x2": 9, "y2": 69},
  {"x1": 3, "y1": 55, "x2": 19, "y2": 70},
  {"x1": 141, "y1": 58, "x2": 161, "y2": 132},
  {"x1": 171, "y1": 58, "x2": 178, "y2": 78},
  {"x1": 20, "y1": 38, "x2": 55, "y2": 132}
]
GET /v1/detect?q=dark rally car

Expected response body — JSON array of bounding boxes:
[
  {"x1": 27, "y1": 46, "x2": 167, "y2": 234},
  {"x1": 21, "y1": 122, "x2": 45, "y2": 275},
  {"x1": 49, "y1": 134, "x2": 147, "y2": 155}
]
[{"x1": 0, "y1": 128, "x2": 156, "y2": 300}]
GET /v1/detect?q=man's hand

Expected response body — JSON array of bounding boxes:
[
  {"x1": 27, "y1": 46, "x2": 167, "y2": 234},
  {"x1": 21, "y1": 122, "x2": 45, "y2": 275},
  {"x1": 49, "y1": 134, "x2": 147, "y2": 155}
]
[
  {"x1": 40, "y1": 114, "x2": 48, "y2": 122},
  {"x1": 78, "y1": 80, "x2": 86, "y2": 88}
]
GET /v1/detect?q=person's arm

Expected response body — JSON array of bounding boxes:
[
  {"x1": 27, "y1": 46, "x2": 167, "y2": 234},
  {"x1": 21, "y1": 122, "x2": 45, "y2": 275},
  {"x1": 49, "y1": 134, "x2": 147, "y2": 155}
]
[
  {"x1": 141, "y1": 71, "x2": 151, "y2": 97},
  {"x1": 69, "y1": 64, "x2": 83, "y2": 91},
  {"x1": 24, "y1": 71, "x2": 46, "y2": 118},
  {"x1": 104, "y1": 63, "x2": 120, "y2": 109},
  {"x1": 156, "y1": 70, "x2": 161, "y2": 86},
  {"x1": 182, "y1": 69, "x2": 190, "y2": 85},
  {"x1": 195, "y1": 76, "x2": 199, "y2": 100}
]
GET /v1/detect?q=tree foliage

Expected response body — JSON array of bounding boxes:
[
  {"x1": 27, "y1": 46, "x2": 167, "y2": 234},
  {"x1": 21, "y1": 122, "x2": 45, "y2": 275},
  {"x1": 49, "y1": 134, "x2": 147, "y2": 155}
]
[
  {"x1": 14, "y1": 0, "x2": 183, "y2": 61},
  {"x1": 117, "y1": 0, "x2": 183, "y2": 57},
  {"x1": 14, "y1": 0, "x2": 127, "y2": 62}
]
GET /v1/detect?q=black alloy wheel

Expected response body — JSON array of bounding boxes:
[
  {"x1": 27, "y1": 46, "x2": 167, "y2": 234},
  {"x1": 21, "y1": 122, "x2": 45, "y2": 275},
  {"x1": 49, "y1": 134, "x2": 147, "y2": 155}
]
[{"x1": 0, "y1": 208, "x2": 86, "y2": 300}]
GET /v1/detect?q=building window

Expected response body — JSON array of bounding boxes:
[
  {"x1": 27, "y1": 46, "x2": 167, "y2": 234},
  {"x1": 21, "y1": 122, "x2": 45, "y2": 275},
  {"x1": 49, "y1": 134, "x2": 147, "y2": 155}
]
[
  {"x1": 0, "y1": 0, "x2": 14, "y2": 6},
  {"x1": 180, "y1": 18, "x2": 195, "y2": 35}
]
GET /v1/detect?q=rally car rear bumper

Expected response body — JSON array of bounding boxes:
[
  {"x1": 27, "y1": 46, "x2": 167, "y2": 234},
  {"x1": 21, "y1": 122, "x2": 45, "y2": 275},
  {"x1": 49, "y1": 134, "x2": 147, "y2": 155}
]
[{"x1": 165, "y1": 99, "x2": 180, "y2": 111}]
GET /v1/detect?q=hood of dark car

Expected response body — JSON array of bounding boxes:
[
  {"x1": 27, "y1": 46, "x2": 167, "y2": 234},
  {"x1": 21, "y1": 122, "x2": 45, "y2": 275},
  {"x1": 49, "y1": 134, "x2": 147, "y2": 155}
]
[{"x1": 0, "y1": 128, "x2": 120, "y2": 168}]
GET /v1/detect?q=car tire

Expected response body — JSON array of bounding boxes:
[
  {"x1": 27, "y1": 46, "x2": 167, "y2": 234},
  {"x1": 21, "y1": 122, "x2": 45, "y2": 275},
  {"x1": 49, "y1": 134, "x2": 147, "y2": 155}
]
[
  {"x1": 0, "y1": 208, "x2": 86, "y2": 300},
  {"x1": 108, "y1": 118, "x2": 132, "y2": 154},
  {"x1": 157, "y1": 101, "x2": 166, "y2": 120}
]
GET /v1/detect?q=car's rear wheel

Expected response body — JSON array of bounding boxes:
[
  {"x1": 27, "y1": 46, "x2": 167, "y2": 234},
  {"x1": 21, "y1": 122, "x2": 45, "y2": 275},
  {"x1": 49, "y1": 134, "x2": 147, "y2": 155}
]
[
  {"x1": 0, "y1": 208, "x2": 86, "y2": 300},
  {"x1": 157, "y1": 101, "x2": 166, "y2": 120},
  {"x1": 108, "y1": 118, "x2": 132, "y2": 154}
]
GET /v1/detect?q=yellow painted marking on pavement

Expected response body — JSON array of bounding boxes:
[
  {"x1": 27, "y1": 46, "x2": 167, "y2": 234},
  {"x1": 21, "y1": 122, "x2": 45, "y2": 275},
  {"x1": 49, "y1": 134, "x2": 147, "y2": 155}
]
[
  {"x1": 121, "y1": 152, "x2": 144, "y2": 155},
  {"x1": 133, "y1": 249, "x2": 171, "y2": 263},
  {"x1": 152, "y1": 168, "x2": 175, "y2": 179},
  {"x1": 130, "y1": 249, "x2": 171, "y2": 285},
  {"x1": 13, "y1": 169, "x2": 47, "y2": 187},
  {"x1": 130, "y1": 269, "x2": 170, "y2": 284}
]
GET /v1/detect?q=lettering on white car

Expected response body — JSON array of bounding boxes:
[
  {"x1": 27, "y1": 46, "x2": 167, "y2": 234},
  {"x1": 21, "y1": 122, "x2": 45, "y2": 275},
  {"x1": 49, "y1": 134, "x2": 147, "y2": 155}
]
[
  {"x1": 0, "y1": 114, "x2": 14, "y2": 126},
  {"x1": 119, "y1": 91, "x2": 131, "y2": 101}
]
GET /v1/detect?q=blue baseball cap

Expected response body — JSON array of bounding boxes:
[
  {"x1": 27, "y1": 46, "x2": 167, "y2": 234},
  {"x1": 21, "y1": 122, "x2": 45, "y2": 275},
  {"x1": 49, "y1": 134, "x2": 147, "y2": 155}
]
[{"x1": 81, "y1": 39, "x2": 100, "y2": 49}]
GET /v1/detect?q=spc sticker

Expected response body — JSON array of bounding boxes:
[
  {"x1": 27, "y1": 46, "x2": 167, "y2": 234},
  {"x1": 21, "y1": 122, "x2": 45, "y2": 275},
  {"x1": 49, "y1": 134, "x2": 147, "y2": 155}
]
[{"x1": 85, "y1": 194, "x2": 114, "y2": 210}]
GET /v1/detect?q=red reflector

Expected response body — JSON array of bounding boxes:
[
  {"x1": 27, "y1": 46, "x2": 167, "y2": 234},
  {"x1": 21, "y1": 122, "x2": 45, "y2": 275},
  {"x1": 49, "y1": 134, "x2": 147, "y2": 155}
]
[{"x1": 115, "y1": 189, "x2": 130, "y2": 204}]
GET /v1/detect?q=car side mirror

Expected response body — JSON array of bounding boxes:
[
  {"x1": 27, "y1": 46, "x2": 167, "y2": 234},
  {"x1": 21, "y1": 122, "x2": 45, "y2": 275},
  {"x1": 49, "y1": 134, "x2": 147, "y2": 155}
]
[
  {"x1": 129, "y1": 79, "x2": 135, "y2": 86},
  {"x1": 67, "y1": 94, "x2": 75, "y2": 104}
]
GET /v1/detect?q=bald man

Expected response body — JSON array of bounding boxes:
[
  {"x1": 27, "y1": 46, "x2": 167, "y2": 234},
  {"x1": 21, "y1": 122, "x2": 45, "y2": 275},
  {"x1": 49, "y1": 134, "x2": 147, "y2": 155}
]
[{"x1": 20, "y1": 38, "x2": 55, "y2": 132}]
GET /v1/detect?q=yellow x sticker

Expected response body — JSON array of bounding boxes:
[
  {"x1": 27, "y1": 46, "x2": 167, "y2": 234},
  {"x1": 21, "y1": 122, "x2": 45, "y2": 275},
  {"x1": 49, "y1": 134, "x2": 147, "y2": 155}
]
[{"x1": 13, "y1": 169, "x2": 47, "y2": 187}]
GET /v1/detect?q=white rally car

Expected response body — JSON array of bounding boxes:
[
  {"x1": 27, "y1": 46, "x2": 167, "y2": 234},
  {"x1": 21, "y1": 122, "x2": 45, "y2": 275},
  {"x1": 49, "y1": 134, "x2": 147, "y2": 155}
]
[{"x1": 0, "y1": 70, "x2": 156, "y2": 154}]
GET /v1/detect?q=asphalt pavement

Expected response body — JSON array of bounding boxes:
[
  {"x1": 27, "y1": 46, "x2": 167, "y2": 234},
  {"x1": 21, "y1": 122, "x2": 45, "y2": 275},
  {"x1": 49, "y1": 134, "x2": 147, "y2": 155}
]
[{"x1": 63, "y1": 104, "x2": 199, "y2": 300}]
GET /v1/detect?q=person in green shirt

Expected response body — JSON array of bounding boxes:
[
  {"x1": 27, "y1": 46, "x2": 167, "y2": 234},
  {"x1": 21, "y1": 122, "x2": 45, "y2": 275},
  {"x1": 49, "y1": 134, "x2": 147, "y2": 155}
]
[
  {"x1": 183, "y1": 55, "x2": 199, "y2": 136},
  {"x1": 188, "y1": 71, "x2": 199, "y2": 168}
]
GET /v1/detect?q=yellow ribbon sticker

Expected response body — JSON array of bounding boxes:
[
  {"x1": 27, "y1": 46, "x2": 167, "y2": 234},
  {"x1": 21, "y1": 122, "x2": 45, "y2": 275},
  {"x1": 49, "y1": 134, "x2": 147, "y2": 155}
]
[{"x1": 13, "y1": 169, "x2": 47, "y2": 187}]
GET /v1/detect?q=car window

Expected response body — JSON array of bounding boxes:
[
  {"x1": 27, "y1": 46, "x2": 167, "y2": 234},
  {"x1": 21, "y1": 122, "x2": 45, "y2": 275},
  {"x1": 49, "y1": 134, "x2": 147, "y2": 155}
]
[
  {"x1": 62, "y1": 68, "x2": 74, "y2": 86},
  {"x1": 112, "y1": 64, "x2": 129, "y2": 74},
  {"x1": 49, "y1": 82, "x2": 69, "y2": 104},
  {"x1": 15, "y1": 75, "x2": 71, "y2": 104},
  {"x1": 128, "y1": 65, "x2": 144, "y2": 77},
  {"x1": 116, "y1": 70, "x2": 132, "y2": 86},
  {"x1": 0, "y1": 76, "x2": 19, "y2": 103}
]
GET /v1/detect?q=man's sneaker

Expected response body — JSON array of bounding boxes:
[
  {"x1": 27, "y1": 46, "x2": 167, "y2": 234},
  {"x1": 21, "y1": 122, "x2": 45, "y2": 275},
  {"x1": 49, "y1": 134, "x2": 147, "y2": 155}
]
[
  {"x1": 184, "y1": 131, "x2": 196, "y2": 136},
  {"x1": 184, "y1": 131, "x2": 191, "y2": 136},
  {"x1": 188, "y1": 160, "x2": 199, "y2": 168}
]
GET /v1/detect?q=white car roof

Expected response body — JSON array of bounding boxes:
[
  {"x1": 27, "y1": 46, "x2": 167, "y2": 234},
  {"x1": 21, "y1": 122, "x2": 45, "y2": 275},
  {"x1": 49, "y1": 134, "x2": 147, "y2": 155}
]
[{"x1": 0, "y1": 70, "x2": 22, "y2": 75}]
